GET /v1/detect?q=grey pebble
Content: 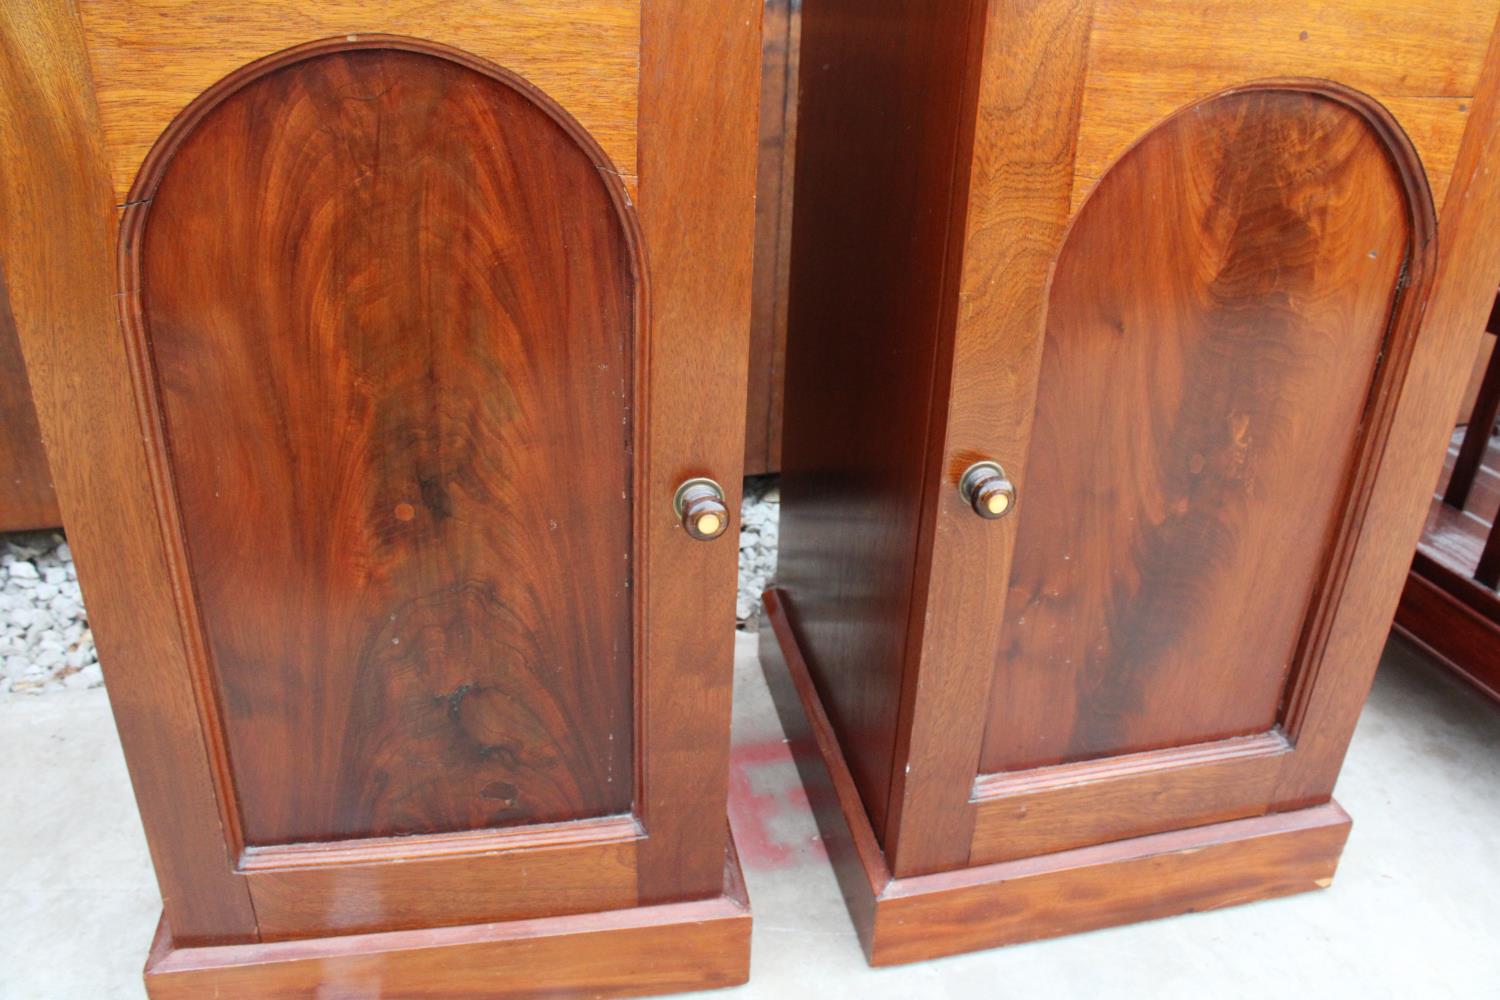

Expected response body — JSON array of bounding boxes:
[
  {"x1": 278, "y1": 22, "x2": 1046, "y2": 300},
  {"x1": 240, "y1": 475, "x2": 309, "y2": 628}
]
[{"x1": 1, "y1": 532, "x2": 99, "y2": 696}]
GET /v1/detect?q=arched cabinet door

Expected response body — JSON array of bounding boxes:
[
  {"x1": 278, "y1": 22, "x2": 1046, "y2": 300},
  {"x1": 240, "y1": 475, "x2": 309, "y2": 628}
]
[
  {"x1": 967, "y1": 84, "x2": 1436, "y2": 862},
  {"x1": 63, "y1": 27, "x2": 755, "y2": 954},
  {"x1": 129, "y1": 42, "x2": 639, "y2": 848}
]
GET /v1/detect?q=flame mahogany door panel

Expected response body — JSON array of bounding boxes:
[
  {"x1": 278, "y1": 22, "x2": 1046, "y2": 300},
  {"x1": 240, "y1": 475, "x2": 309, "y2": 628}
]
[
  {"x1": 965, "y1": 85, "x2": 1426, "y2": 859},
  {"x1": 117, "y1": 39, "x2": 657, "y2": 939},
  {"x1": 984, "y1": 91, "x2": 1410, "y2": 772},
  {"x1": 137, "y1": 45, "x2": 637, "y2": 848},
  {"x1": 1, "y1": 4, "x2": 760, "y2": 991}
]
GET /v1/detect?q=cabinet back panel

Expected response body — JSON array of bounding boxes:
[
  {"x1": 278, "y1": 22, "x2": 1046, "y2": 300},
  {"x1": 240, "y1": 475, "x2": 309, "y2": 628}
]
[
  {"x1": 135, "y1": 47, "x2": 636, "y2": 844},
  {"x1": 980, "y1": 90, "x2": 1409, "y2": 773}
]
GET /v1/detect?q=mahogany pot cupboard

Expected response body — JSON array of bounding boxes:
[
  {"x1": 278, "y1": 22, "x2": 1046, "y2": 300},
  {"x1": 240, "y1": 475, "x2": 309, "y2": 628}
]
[
  {"x1": 764, "y1": 0, "x2": 1500, "y2": 965},
  {"x1": 0, "y1": 3, "x2": 759, "y2": 997}
]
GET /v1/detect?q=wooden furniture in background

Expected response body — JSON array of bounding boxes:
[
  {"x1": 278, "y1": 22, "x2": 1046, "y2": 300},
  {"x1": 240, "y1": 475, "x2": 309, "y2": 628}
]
[
  {"x1": 0, "y1": 265, "x2": 60, "y2": 532},
  {"x1": 0, "y1": 4, "x2": 759, "y2": 997},
  {"x1": 766, "y1": 0, "x2": 1500, "y2": 965},
  {"x1": 1395, "y1": 305, "x2": 1500, "y2": 703},
  {"x1": 744, "y1": 0, "x2": 800, "y2": 475}
]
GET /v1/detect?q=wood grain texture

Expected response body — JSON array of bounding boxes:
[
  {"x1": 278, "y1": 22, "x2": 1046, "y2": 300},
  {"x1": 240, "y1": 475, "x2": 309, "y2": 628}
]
[
  {"x1": 144, "y1": 835, "x2": 751, "y2": 999},
  {"x1": 633, "y1": 0, "x2": 762, "y2": 904},
  {"x1": 778, "y1": 0, "x2": 1488, "y2": 888},
  {"x1": 1477, "y1": 494, "x2": 1500, "y2": 584},
  {"x1": 1268, "y1": 7, "x2": 1500, "y2": 808},
  {"x1": 1073, "y1": 0, "x2": 1500, "y2": 212},
  {"x1": 1394, "y1": 564, "x2": 1500, "y2": 706},
  {"x1": 1397, "y1": 427, "x2": 1500, "y2": 703},
  {"x1": 766, "y1": 3, "x2": 800, "y2": 473},
  {"x1": 0, "y1": 263, "x2": 60, "y2": 531},
  {"x1": 0, "y1": 0, "x2": 258, "y2": 942},
  {"x1": 128, "y1": 44, "x2": 638, "y2": 845},
  {"x1": 1419, "y1": 487, "x2": 1500, "y2": 583},
  {"x1": 243, "y1": 822, "x2": 640, "y2": 940},
  {"x1": 969, "y1": 733, "x2": 1291, "y2": 864},
  {"x1": 761, "y1": 590, "x2": 1349, "y2": 968},
  {"x1": 964, "y1": 81, "x2": 1438, "y2": 865},
  {"x1": 758, "y1": 589, "x2": 888, "y2": 949},
  {"x1": 868, "y1": 803, "x2": 1349, "y2": 967},
  {"x1": 75, "y1": 0, "x2": 640, "y2": 202},
  {"x1": 980, "y1": 90, "x2": 1410, "y2": 772},
  {"x1": 776, "y1": 0, "x2": 989, "y2": 846},
  {"x1": 1425, "y1": 430, "x2": 1500, "y2": 567},
  {"x1": 744, "y1": 0, "x2": 800, "y2": 475},
  {"x1": 881, "y1": 0, "x2": 1096, "y2": 877},
  {"x1": 1458, "y1": 330, "x2": 1496, "y2": 417}
]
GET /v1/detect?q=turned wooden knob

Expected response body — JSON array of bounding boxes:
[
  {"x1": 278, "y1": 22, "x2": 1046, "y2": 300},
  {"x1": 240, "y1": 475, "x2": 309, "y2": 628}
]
[
  {"x1": 959, "y1": 461, "x2": 1015, "y2": 520},
  {"x1": 673, "y1": 477, "x2": 730, "y2": 541}
]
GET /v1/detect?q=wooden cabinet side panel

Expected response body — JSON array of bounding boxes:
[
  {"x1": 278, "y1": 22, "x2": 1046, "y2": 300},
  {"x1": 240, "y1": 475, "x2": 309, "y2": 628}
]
[
  {"x1": 0, "y1": 264, "x2": 60, "y2": 532},
  {"x1": 775, "y1": 0, "x2": 988, "y2": 846},
  {"x1": 75, "y1": 0, "x2": 641, "y2": 202},
  {"x1": 0, "y1": 0, "x2": 257, "y2": 942}
]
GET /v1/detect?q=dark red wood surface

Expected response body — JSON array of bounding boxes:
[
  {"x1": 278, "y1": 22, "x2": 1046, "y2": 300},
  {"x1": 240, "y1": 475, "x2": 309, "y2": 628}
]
[
  {"x1": 1396, "y1": 427, "x2": 1500, "y2": 705},
  {"x1": 144, "y1": 839, "x2": 751, "y2": 999},
  {"x1": 1443, "y1": 330, "x2": 1500, "y2": 512},
  {"x1": 981, "y1": 90, "x2": 1410, "y2": 772},
  {"x1": 0, "y1": 264, "x2": 60, "y2": 532},
  {"x1": 0, "y1": 1, "x2": 261, "y2": 940},
  {"x1": 1419, "y1": 430, "x2": 1500, "y2": 573},
  {"x1": 775, "y1": 0, "x2": 988, "y2": 840},
  {"x1": 761, "y1": 588, "x2": 1351, "y2": 967},
  {"x1": 135, "y1": 47, "x2": 636, "y2": 844}
]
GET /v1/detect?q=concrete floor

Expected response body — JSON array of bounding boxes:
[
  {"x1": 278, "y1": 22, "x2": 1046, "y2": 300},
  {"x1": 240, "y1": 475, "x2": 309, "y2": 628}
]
[{"x1": 2, "y1": 632, "x2": 1497, "y2": 999}]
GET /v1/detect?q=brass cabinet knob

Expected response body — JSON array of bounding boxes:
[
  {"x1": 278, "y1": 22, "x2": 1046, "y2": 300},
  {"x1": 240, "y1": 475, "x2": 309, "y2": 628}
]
[
  {"x1": 959, "y1": 461, "x2": 1015, "y2": 520},
  {"x1": 673, "y1": 477, "x2": 730, "y2": 541}
]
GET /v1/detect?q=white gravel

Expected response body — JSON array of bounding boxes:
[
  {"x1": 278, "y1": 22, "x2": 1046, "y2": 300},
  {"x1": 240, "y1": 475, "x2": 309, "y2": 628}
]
[
  {"x1": 2, "y1": 479, "x2": 778, "y2": 694},
  {"x1": 0, "y1": 531, "x2": 99, "y2": 695},
  {"x1": 737, "y1": 476, "x2": 779, "y2": 630}
]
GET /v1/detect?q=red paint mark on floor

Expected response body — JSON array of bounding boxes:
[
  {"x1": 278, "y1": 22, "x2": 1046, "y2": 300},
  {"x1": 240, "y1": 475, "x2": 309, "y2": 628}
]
[{"x1": 727, "y1": 736, "x2": 826, "y2": 871}]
